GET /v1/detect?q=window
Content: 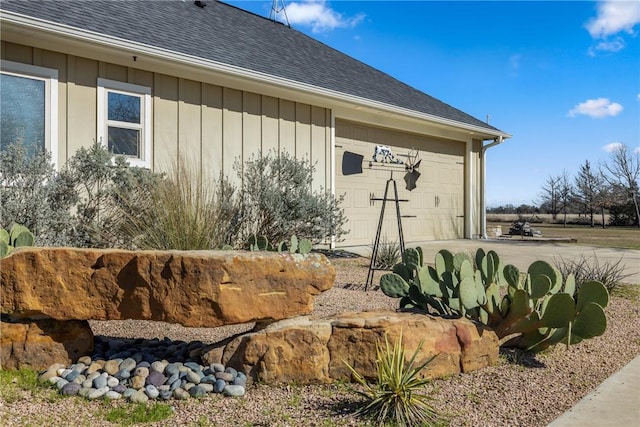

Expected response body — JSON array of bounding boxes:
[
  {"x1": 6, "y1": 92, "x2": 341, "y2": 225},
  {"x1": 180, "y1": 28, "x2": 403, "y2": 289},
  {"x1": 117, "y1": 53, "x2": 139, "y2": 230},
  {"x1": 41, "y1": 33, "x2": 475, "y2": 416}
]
[
  {"x1": 1, "y1": 60, "x2": 58, "y2": 166},
  {"x1": 97, "y1": 78, "x2": 151, "y2": 168}
]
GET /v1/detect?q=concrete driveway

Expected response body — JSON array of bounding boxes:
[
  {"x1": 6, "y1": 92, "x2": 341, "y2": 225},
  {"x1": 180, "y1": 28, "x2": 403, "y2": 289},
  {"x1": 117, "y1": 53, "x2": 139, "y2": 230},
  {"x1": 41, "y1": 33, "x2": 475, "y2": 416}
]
[{"x1": 351, "y1": 239, "x2": 640, "y2": 285}]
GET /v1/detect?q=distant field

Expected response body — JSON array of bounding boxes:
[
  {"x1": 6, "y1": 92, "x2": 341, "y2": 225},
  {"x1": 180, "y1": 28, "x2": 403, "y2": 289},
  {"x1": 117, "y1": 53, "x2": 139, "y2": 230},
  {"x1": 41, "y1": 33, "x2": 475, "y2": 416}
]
[
  {"x1": 488, "y1": 221, "x2": 640, "y2": 250},
  {"x1": 486, "y1": 213, "x2": 611, "y2": 225}
]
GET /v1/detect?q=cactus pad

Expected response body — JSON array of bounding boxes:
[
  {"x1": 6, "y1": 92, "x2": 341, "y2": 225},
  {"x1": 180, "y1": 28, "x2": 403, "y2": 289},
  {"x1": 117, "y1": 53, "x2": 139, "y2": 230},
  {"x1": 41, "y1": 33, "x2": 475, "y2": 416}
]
[
  {"x1": 573, "y1": 302, "x2": 607, "y2": 339},
  {"x1": 380, "y1": 273, "x2": 410, "y2": 298},
  {"x1": 577, "y1": 281, "x2": 609, "y2": 311}
]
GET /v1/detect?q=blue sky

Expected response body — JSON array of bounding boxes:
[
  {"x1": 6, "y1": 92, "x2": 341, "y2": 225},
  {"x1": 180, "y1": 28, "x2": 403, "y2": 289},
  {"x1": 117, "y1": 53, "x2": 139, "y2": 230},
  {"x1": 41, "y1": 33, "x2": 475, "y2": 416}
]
[{"x1": 225, "y1": 0, "x2": 640, "y2": 207}]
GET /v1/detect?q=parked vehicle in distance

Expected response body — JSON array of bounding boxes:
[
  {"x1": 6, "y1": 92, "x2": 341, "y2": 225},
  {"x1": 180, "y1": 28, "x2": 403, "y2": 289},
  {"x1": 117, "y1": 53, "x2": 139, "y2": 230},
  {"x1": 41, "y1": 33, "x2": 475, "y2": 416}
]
[{"x1": 508, "y1": 221, "x2": 542, "y2": 237}]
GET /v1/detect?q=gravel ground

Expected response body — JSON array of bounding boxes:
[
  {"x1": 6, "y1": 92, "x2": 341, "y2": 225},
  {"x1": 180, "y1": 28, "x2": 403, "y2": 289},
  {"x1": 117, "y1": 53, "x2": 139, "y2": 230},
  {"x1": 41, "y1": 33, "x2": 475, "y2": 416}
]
[{"x1": 1, "y1": 257, "x2": 639, "y2": 427}]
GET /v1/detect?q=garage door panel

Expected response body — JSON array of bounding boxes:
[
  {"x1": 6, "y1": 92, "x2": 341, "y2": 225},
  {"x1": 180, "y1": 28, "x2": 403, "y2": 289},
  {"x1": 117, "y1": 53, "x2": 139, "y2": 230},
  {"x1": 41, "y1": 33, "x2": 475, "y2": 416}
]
[
  {"x1": 409, "y1": 197, "x2": 421, "y2": 210},
  {"x1": 350, "y1": 219, "x2": 370, "y2": 242},
  {"x1": 336, "y1": 120, "x2": 465, "y2": 247},
  {"x1": 355, "y1": 188, "x2": 370, "y2": 207},
  {"x1": 423, "y1": 168, "x2": 436, "y2": 184},
  {"x1": 439, "y1": 168, "x2": 450, "y2": 184},
  {"x1": 340, "y1": 189, "x2": 353, "y2": 208}
]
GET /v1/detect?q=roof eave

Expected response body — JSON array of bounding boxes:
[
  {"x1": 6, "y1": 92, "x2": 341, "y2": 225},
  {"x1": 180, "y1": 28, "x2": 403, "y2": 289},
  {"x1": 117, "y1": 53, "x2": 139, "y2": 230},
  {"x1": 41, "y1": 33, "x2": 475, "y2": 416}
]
[{"x1": 1, "y1": 10, "x2": 511, "y2": 140}]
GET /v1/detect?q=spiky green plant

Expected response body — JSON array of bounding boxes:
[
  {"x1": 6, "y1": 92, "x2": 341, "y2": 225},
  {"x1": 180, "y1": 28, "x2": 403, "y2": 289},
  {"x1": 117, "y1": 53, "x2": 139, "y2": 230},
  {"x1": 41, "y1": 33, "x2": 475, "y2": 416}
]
[
  {"x1": 554, "y1": 253, "x2": 632, "y2": 292},
  {"x1": 372, "y1": 235, "x2": 402, "y2": 270},
  {"x1": 380, "y1": 247, "x2": 609, "y2": 353},
  {"x1": 343, "y1": 332, "x2": 443, "y2": 427}
]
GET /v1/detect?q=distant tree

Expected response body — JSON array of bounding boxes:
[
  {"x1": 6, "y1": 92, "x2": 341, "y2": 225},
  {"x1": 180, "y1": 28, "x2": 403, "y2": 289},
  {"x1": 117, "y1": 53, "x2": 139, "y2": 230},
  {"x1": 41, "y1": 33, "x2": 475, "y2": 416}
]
[
  {"x1": 595, "y1": 192, "x2": 608, "y2": 228},
  {"x1": 539, "y1": 175, "x2": 561, "y2": 220},
  {"x1": 601, "y1": 144, "x2": 640, "y2": 227},
  {"x1": 487, "y1": 204, "x2": 514, "y2": 214},
  {"x1": 558, "y1": 171, "x2": 573, "y2": 227},
  {"x1": 574, "y1": 160, "x2": 604, "y2": 227}
]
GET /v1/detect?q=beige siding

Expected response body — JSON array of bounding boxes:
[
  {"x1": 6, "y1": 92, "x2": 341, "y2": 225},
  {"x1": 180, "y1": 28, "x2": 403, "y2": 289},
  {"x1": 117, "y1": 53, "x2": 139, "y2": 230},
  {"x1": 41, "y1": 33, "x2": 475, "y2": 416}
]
[
  {"x1": 295, "y1": 103, "x2": 311, "y2": 159},
  {"x1": 335, "y1": 120, "x2": 465, "y2": 247},
  {"x1": 279, "y1": 99, "x2": 296, "y2": 154},
  {"x1": 178, "y1": 78, "x2": 202, "y2": 166},
  {"x1": 153, "y1": 74, "x2": 179, "y2": 170},
  {"x1": 311, "y1": 106, "x2": 327, "y2": 191},
  {"x1": 202, "y1": 84, "x2": 223, "y2": 177},
  {"x1": 242, "y1": 91, "x2": 262, "y2": 160},
  {"x1": 129, "y1": 68, "x2": 153, "y2": 89},
  {"x1": 2, "y1": 41, "x2": 32, "y2": 63},
  {"x1": 101, "y1": 62, "x2": 127, "y2": 82},
  {"x1": 222, "y1": 87, "x2": 243, "y2": 182},
  {"x1": 1, "y1": 42, "x2": 331, "y2": 190},
  {"x1": 40, "y1": 49, "x2": 68, "y2": 163},
  {"x1": 68, "y1": 57, "x2": 97, "y2": 155},
  {"x1": 261, "y1": 96, "x2": 279, "y2": 154}
]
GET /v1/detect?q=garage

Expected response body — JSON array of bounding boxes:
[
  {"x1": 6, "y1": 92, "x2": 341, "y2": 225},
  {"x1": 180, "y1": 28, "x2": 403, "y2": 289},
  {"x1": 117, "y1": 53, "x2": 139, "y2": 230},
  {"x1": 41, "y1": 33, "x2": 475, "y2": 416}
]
[{"x1": 335, "y1": 120, "x2": 465, "y2": 248}]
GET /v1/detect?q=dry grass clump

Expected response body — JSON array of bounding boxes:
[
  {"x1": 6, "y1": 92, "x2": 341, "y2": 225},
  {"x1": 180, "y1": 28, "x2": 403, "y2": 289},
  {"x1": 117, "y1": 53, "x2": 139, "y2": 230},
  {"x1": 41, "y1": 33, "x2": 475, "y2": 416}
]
[{"x1": 119, "y1": 159, "x2": 236, "y2": 250}]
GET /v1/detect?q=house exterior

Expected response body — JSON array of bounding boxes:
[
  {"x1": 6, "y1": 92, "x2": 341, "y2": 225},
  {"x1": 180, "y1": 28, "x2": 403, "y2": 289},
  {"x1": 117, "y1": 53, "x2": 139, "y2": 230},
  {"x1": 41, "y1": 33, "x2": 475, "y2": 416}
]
[{"x1": 0, "y1": 0, "x2": 510, "y2": 248}]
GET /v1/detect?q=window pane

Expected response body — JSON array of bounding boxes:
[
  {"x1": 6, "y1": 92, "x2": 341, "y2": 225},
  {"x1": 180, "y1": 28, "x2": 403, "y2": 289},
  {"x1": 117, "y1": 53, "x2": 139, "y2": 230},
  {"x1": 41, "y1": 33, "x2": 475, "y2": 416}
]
[
  {"x1": 108, "y1": 127, "x2": 140, "y2": 157},
  {"x1": 0, "y1": 73, "x2": 45, "y2": 156},
  {"x1": 108, "y1": 92, "x2": 140, "y2": 124}
]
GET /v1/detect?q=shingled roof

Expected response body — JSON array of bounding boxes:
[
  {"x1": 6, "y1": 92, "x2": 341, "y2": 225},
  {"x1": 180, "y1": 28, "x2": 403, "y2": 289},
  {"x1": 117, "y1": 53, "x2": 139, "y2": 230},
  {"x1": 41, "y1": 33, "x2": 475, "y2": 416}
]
[{"x1": 1, "y1": 0, "x2": 504, "y2": 134}]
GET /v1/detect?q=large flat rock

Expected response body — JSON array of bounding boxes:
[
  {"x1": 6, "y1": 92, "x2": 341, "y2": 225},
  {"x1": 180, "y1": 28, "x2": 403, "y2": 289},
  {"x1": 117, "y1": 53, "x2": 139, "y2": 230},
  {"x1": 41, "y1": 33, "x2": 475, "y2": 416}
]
[
  {"x1": 1, "y1": 248, "x2": 335, "y2": 327},
  {"x1": 202, "y1": 310, "x2": 499, "y2": 384}
]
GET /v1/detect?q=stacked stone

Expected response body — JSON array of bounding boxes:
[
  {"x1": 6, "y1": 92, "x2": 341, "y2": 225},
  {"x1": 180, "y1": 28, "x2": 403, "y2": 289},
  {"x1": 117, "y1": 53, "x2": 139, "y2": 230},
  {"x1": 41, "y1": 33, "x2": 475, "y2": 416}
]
[{"x1": 37, "y1": 336, "x2": 247, "y2": 401}]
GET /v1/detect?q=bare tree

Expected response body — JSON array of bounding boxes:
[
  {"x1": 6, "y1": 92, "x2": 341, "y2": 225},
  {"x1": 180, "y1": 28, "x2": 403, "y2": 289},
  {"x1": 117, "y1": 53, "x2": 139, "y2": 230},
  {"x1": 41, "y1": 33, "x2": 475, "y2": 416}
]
[
  {"x1": 540, "y1": 175, "x2": 561, "y2": 220},
  {"x1": 601, "y1": 144, "x2": 640, "y2": 228},
  {"x1": 558, "y1": 170, "x2": 573, "y2": 227},
  {"x1": 574, "y1": 160, "x2": 603, "y2": 227}
]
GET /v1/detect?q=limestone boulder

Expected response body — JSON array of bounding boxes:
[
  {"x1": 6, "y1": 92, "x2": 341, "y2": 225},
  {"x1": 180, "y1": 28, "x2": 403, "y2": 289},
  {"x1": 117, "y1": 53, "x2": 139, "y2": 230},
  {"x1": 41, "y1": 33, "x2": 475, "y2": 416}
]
[
  {"x1": 0, "y1": 318, "x2": 93, "y2": 370},
  {"x1": 202, "y1": 310, "x2": 499, "y2": 384},
  {"x1": 1, "y1": 247, "x2": 335, "y2": 327}
]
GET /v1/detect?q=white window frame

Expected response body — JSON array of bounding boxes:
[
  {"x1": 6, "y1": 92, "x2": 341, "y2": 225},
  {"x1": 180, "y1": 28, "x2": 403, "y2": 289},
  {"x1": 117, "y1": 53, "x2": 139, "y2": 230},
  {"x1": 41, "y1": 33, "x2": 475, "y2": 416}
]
[
  {"x1": 97, "y1": 78, "x2": 151, "y2": 169},
  {"x1": 1, "y1": 60, "x2": 59, "y2": 169}
]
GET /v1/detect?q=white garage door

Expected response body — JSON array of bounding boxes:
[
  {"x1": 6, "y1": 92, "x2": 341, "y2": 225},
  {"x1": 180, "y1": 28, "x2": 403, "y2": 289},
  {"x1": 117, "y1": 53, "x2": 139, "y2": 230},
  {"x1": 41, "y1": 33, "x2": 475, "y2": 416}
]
[{"x1": 335, "y1": 120, "x2": 465, "y2": 248}]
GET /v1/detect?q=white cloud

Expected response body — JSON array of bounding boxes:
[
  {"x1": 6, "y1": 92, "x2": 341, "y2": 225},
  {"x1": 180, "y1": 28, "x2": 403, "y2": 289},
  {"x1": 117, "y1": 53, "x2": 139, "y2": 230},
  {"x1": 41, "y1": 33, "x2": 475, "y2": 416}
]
[
  {"x1": 587, "y1": 37, "x2": 625, "y2": 55},
  {"x1": 568, "y1": 98, "x2": 624, "y2": 118},
  {"x1": 586, "y1": 0, "x2": 640, "y2": 38},
  {"x1": 602, "y1": 142, "x2": 623, "y2": 152},
  {"x1": 603, "y1": 143, "x2": 640, "y2": 154},
  {"x1": 637, "y1": 93, "x2": 640, "y2": 101},
  {"x1": 284, "y1": 0, "x2": 365, "y2": 33}
]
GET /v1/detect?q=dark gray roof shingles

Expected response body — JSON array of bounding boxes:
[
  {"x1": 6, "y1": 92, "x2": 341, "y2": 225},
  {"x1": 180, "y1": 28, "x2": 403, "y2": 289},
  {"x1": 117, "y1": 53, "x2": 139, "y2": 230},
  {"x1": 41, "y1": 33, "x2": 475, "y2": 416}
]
[{"x1": 1, "y1": 0, "x2": 503, "y2": 133}]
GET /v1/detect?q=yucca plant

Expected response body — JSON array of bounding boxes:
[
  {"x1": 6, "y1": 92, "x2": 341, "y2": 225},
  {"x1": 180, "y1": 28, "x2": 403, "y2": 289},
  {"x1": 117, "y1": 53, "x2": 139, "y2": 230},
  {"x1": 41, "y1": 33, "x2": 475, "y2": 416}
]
[
  {"x1": 343, "y1": 332, "x2": 443, "y2": 427},
  {"x1": 372, "y1": 236, "x2": 402, "y2": 270}
]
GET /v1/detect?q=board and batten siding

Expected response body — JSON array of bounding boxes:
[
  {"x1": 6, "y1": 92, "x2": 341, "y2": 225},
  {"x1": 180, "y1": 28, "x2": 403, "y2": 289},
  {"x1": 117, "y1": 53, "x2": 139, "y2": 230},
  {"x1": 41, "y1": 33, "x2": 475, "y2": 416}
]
[{"x1": 1, "y1": 41, "x2": 332, "y2": 190}]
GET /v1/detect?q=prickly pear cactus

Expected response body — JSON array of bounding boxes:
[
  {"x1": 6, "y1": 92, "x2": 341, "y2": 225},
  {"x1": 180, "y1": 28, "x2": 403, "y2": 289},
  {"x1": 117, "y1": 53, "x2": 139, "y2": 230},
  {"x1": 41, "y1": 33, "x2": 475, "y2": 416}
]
[
  {"x1": 380, "y1": 273, "x2": 410, "y2": 298},
  {"x1": 248, "y1": 234, "x2": 314, "y2": 255},
  {"x1": 247, "y1": 234, "x2": 270, "y2": 251},
  {"x1": 297, "y1": 238, "x2": 313, "y2": 254},
  {"x1": 0, "y1": 223, "x2": 35, "y2": 258},
  {"x1": 379, "y1": 247, "x2": 609, "y2": 353}
]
